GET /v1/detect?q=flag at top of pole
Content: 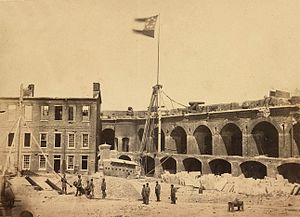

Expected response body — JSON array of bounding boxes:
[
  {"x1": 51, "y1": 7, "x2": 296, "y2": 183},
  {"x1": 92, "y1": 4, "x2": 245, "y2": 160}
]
[{"x1": 133, "y1": 15, "x2": 158, "y2": 38}]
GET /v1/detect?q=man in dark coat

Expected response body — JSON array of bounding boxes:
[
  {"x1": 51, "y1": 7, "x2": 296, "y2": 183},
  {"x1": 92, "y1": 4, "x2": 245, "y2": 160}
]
[
  {"x1": 145, "y1": 183, "x2": 150, "y2": 205},
  {"x1": 141, "y1": 184, "x2": 146, "y2": 204},
  {"x1": 85, "y1": 180, "x2": 92, "y2": 199},
  {"x1": 170, "y1": 184, "x2": 176, "y2": 204},
  {"x1": 155, "y1": 181, "x2": 161, "y2": 201},
  {"x1": 101, "y1": 178, "x2": 107, "y2": 199},
  {"x1": 90, "y1": 179, "x2": 95, "y2": 198},
  {"x1": 75, "y1": 175, "x2": 82, "y2": 196}
]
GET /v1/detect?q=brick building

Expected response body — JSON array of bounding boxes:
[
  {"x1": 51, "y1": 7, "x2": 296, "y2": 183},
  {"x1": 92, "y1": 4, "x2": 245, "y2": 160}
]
[
  {"x1": 0, "y1": 83, "x2": 101, "y2": 175},
  {"x1": 101, "y1": 90, "x2": 300, "y2": 183}
]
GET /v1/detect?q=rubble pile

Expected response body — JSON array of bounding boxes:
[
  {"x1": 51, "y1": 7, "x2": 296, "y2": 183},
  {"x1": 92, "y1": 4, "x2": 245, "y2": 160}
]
[{"x1": 161, "y1": 172, "x2": 300, "y2": 196}]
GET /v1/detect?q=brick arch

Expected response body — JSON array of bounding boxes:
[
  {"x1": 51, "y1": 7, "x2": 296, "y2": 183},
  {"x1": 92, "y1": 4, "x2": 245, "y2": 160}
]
[
  {"x1": 247, "y1": 118, "x2": 283, "y2": 134},
  {"x1": 218, "y1": 120, "x2": 244, "y2": 134},
  {"x1": 119, "y1": 155, "x2": 131, "y2": 161},
  {"x1": 288, "y1": 122, "x2": 300, "y2": 156},
  {"x1": 166, "y1": 124, "x2": 189, "y2": 136},
  {"x1": 240, "y1": 161, "x2": 267, "y2": 179},
  {"x1": 170, "y1": 126, "x2": 187, "y2": 154},
  {"x1": 141, "y1": 155, "x2": 155, "y2": 176},
  {"x1": 278, "y1": 163, "x2": 300, "y2": 184},
  {"x1": 220, "y1": 123, "x2": 243, "y2": 156},
  {"x1": 209, "y1": 158, "x2": 232, "y2": 175},
  {"x1": 101, "y1": 128, "x2": 115, "y2": 150},
  {"x1": 251, "y1": 121, "x2": 279, "y2": 158},
  {"x1": 102, "y1": 126, "x2": 115, "y2": 130},
  {"x1": 193, "y1": 125, "x2": 213, "y2": 155},
  {"x1": 160, "y1": 156, "x2": 177, "y2": 174},
  {"x1": 116, "y1": 152, "x2": 136, "y2": 161},
  {"x1": 183, "y1": 157, "x2": 202, "y2": 173}
]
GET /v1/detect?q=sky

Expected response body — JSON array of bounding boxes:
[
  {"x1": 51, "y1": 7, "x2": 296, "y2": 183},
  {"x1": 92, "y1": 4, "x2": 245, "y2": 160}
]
[{"x1": 1, "y1": 0, "x2": 300, "y2": 110}]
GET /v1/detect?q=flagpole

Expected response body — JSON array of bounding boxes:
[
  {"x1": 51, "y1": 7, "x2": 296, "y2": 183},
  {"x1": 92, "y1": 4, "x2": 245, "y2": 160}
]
[
  {"x1": 156, "y1": 14, "x2": 160, "y2": 86},
  {"x1": 157, "y1": 14, "x2": 162, "y2": 153}
]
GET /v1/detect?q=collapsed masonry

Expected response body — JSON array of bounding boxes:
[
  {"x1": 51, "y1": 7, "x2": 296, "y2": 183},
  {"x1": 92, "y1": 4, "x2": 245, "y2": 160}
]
[{"x1": 161, "y1": 171, "x2": 300, "y2": 196}]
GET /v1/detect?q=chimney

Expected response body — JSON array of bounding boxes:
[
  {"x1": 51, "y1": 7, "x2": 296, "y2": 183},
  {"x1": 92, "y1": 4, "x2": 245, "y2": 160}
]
[
  {"x1": 28, "y1": 84, "x2": 35, "y2": 97},
  {"x1": 23, "y1": 84, "x2": 35, "y2": 98},
  {"x1": 93, "y1": 83, "x2": 100, "y2": 98}
]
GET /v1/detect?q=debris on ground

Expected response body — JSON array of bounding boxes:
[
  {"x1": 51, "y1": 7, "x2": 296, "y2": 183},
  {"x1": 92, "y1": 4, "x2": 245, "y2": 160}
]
[{"x1": 161, "y1": 172, "x2": 300, "y2": 196}]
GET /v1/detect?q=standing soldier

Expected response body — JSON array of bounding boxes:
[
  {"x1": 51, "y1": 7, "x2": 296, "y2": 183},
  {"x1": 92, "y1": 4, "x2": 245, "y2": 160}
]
[
  {"x1": 145, "y1": 183, "x2": 150, "y2": 205},
  {"x1": 61, "y1": 174, "x2": 67, "y2": 194},
  {"x1": 141, "y1": 184, "x2": 146, "y2": 204},
  {"x1": 85, "y1": 180, "x2": 91, "y2": 198},
  {"x1": 75, "y1": 175, "x2": 82, "y2": 196},
  {"x1": 170, "y1": 184, "x2": 176, "y2": 204},
  {"x1": 101, "y1": 178, "x2": 107, "y2": 199},
  {"x1": 155, "y1": 181, "x2": 161, "y2": 201},
  {"x1": 90, "y1": 179, "x2": 95, "y2": 198}
]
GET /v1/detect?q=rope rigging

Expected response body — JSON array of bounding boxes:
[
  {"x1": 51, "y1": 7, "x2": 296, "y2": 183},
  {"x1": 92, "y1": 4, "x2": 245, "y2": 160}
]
[{"x1": 161, "y1": 90, "x2": 188, "y2": 108}]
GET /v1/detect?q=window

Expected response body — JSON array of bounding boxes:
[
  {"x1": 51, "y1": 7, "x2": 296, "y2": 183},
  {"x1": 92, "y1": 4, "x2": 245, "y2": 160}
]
[
  {"x1": 81, "y1": 155, "x2": 88, "y2": 170},
  {"x1": 67, "y1": 155, "x2": 74, "y2": 170},
  {"x1": 41, "y1": 105, "x2": 49, "y2": 120},
  {"x1": 68, "y1": 133, "x2": 75, "y2": 148},
  {"x1": 39, "y1": 155, "x2": 47, "y2": 170},
  {"x1": 122, "y1": 137, "x2": 129, "y2": 152},
  {"x1": 40, "y1": 133, "x2": 47, "y2": 147},
  {"x1": 24, "y1": 105, "x2": 32, "y2": 121},
  {"x1": 22, "y1": 155, "x2": 31, "y2": 170},
  {"x1": 54, "y1": 133, "x2": 62, "y2": 148},
  {"x1": 68, "y1": 106, "x2": 75, "y2": 121},
  {"x1": 8, "y1": 105, "x2": 16, "y2": 121},
  {"x1": 24, "y1": 133, "x2": 31, "y2": 147},
  {"x1": 54, "y1": 106, "x2": 63, "y2": 120},
  {"x1": 82, "y1": 105, "x2": 90, "y2": 121},
  {"x1": 8, "y1": 133, "x2": 14, "y2": 147},
  {"x1": 82, "y1": 133, "x2": 89, "y2": 148}
]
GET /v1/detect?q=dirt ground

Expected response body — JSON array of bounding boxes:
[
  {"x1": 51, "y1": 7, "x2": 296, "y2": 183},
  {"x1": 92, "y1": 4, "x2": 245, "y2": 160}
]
[{"x1": 4, "y1": 174, "x2": 300, "y2": 217}]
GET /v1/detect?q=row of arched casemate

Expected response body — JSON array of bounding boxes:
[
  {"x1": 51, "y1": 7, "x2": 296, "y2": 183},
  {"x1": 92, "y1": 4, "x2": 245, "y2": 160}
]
[
  {"x1": 117, "y1": 154, "x2": 300, "y2": 184},
  {"x1": 101, "y1": 120, "x2": 300, "y2": 158}
]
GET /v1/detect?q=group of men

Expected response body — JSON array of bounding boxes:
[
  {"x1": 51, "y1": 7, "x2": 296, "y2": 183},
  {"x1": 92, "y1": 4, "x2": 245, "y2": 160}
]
[
  {"x1": 61, "y1": 174, "x2": 107, "y2": 199},
  {"x1": 61, "y1": 174, "x2": 177, "y2": 203},
  {"x1": 141, "y1": 181, "x2": 177, "y2": 204}
]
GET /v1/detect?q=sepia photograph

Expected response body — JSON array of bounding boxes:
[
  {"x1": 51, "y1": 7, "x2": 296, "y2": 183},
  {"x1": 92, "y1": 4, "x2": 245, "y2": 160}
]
[{"x1": 1, "y1": 0, "x2": 300, "y2": 216}]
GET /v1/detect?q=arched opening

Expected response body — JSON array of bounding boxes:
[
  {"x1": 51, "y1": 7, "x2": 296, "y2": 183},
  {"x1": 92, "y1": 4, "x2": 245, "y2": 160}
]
[
  {"x1": 220, "y1": 123, "x2": 242, "y2": 156},
  {"x1": 119, "y1": 155, "x2": 131, "y2": 161},
  {"x1": 290, "y1": 123, "x2": 300, "y2": 156},
  {"x1": 141, "y1": 156, "x2": 155, "y2": 176},
  {"x1": 152, "y1": 128, "x2": 165, "y2": 152},
  {"x1": 121, "y1": 137, "x2": 129, "y2": 152},
  {"x1": 240, "y1": 161, "x2": 267, "y2": 179},
  {"x1": 278, "y1": 163, "x2": 300, "y2": 184},
  {"x1": 209, "y1": 159, "x2": 231, "y2": 175},
  {"x1": 183, "y1": 158, "x2": 202, "y2": 173},
  {"x1": 193, "y1": 125, "x2": 212, "y2": 155},
  {"x1": 138, "y1": 128, "x2": 144, "y2": 143},
  {"x1": 170, "y1": 126, "x2": 187, "y2": 154},
  {"x1": 252, "y1": 121, "x2": 279, "y2": 157},
  {"x1": 161, "y1": 157, "x2": 177, "y2": 174},
  {"x1": 101, "y1": 129, "x2": 115, "y2": 150}
]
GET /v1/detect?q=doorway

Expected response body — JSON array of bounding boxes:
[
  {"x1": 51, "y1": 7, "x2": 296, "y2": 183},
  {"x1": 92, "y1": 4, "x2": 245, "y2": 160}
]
[{"x1": 54, "y1": 155, "x2": 61, "y2": 173}]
